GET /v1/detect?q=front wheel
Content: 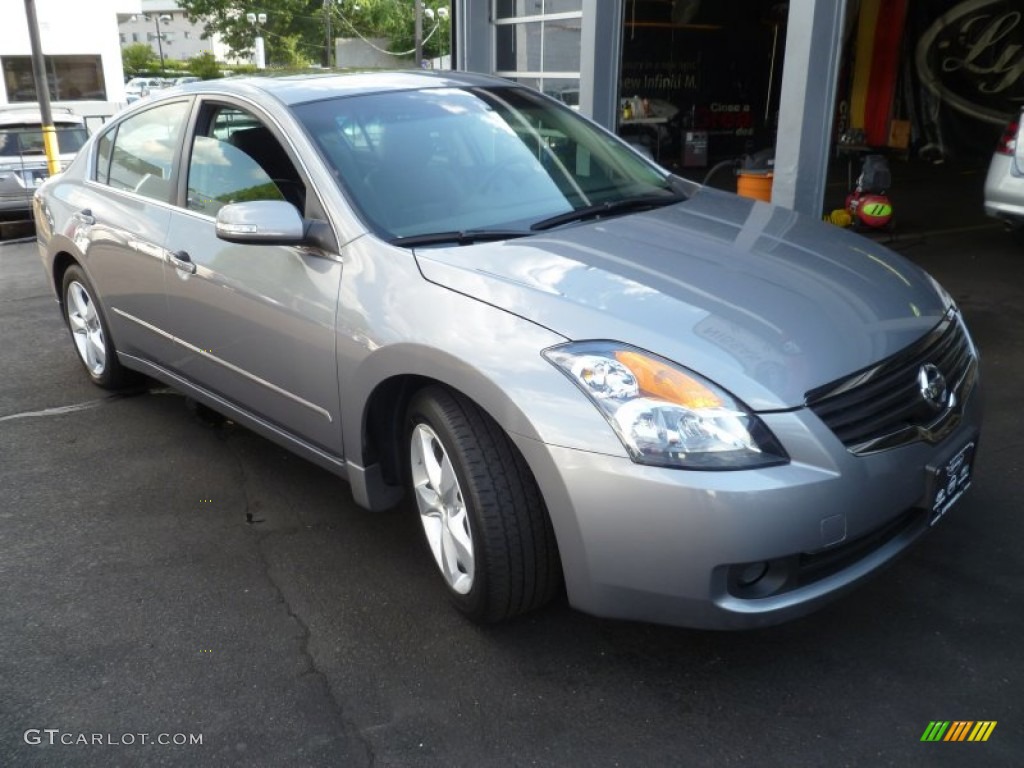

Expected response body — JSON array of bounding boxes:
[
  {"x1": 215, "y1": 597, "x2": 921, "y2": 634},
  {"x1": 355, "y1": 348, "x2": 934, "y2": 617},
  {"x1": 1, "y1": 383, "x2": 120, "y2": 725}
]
[
  {"x1": 61, "y1": 265, "x2": 132, "y2": 389},
  {"x1": 407, "y1": 386, "x2": 561, "y2": 623}
]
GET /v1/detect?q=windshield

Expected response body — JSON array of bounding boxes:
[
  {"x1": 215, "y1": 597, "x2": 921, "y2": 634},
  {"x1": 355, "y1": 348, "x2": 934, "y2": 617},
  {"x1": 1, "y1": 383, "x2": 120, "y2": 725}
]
[
  {"x1": 294, "y1": 86, "x2": 680, "y2": 239},
  {"x1": 0, "y1": 124, "x2": 88, "y2": 157}
]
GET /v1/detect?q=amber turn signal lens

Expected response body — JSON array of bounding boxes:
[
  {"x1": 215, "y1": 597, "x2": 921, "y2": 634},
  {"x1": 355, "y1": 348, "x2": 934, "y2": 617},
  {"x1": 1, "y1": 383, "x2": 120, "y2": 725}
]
[{"x1": 614, "y1": 351, "x2": 722, "y2": 409}]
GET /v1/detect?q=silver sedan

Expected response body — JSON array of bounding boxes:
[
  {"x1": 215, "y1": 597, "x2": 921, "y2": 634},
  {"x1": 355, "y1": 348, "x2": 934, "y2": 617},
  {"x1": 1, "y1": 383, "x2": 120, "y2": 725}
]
[
  {"x1": 34, "y1": 72, "x2": 981, "y2": 629},
  {"x1": 984, "y1": 107, "x2": 1024, "y2": 227}
]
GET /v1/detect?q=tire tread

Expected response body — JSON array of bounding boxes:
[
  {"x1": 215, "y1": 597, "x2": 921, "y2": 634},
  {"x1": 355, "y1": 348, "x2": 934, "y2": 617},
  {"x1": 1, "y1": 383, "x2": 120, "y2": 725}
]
[{"x1": 409, "y1": 386, "x2": 561, "y2": 623}]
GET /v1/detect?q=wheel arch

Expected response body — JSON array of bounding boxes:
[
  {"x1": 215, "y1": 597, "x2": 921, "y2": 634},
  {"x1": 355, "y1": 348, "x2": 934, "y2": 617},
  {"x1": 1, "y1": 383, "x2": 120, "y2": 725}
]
[
  {"x1": 346, "y1": 341, "x2": 556, "y2": 512},
  {"x1": 51, "y1": 250, "x2": 79, "y2": 308}
]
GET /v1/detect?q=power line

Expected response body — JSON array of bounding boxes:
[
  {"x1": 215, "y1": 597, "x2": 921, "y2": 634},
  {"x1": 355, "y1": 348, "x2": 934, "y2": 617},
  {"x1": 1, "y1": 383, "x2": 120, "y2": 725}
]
[
  {"x1": 334, "y1": 13, "x2": 441, "y2": 57},
  {"x1": 206, "y1": 1, "x2": 450, "y2": 62},
  {"x1": 252, "y1": 15, "x2": 441, "y2": 58}
]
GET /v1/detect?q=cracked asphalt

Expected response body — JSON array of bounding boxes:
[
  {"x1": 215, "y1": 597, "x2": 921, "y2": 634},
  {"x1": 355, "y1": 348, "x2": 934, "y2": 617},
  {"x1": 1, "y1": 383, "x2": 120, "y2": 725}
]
[{"x1": 2, "y1": 209, "x2": 1023, "y2": 766}]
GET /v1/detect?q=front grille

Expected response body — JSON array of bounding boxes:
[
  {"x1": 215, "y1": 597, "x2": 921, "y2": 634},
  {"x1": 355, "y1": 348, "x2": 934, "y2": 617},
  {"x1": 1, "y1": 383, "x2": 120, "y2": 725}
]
[{"x1": 807, "y1": 311, "x2": 977, "y2": 454}]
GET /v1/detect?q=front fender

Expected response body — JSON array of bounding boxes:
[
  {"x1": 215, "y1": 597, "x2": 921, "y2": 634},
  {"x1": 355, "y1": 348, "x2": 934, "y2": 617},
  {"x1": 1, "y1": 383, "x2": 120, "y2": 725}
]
[{"x1": 334, "y1": 238, "x2": 628, "y2": 508}]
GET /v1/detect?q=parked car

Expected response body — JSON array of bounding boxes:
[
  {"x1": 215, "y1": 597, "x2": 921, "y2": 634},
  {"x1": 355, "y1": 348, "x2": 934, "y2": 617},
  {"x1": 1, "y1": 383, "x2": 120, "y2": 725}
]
[
  {"x1": 0, "y1": 108, "x2": 87, "y2": 217},
  {"x1": 33, "y1": 72, "x2": 981, "y2": 629},
  {"x1": 124, "y1": 77, "x2": 166, "y2": 104},
  {"x1": 172, "y1": 76, "x2": 202, "y2": 86},
  {"x1": 983, "y1": 108, "x2": 1024, "y2": 227}
]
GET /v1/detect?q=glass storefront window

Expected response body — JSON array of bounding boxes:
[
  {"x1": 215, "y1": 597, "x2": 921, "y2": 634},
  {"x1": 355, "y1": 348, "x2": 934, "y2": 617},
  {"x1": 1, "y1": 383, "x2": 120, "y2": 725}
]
[
  {"x1": 2, "y1": 55, "x2": 107, "y2": 102},
  {"x1": 538, "y1": 77, "x2": 580, "y2": 108},
  {"x1": 495, "y1": 0, "x2": 531, "y2": 18},
  {"x1": 494, "y1": 0, "x2": 583, "y2": 100},
  {"x1": 543, "y1": 0, "x2": 584, "y2": 14},
  {"x1": 542, "y1": 17, "x2": 581, "y2": 71},
  {"x1": 495, "y1": 0, "x2": 582, "y2": 20},
  {"x1": 497, "y1": 22, "x2": 543, "y2": 72}
]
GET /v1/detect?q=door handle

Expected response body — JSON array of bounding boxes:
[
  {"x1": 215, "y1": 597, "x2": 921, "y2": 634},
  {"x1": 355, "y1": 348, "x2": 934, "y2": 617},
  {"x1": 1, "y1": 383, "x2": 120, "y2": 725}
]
[
  {"x1": 73, "y1": 209, "x2": 95, "y2": 226},
  {"x1": 168, "y1": 250, "x2": 197, "y2": 274}
]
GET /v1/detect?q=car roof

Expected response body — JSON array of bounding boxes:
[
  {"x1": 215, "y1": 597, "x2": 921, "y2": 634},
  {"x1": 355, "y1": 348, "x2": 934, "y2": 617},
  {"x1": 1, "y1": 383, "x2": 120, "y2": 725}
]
[{"x1": 164, "y1": 70, "x2": 515, "y2": 107}]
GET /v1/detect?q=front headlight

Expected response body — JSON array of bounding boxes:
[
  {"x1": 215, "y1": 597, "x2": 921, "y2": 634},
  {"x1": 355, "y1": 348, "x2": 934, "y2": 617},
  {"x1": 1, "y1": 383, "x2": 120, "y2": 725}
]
[{"x1": 544, "y1": 342, "x2": 788, "y2": 470}]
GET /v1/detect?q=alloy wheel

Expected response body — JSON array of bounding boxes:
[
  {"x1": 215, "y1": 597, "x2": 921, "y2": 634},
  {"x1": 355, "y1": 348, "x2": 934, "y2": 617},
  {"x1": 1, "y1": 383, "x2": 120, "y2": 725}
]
[
  {"x1": 66, "y1": 280, "x2": 106, "y2": 376},
  {"x1": 410, "y1": 423, "x2": 475, "y2": 595}
]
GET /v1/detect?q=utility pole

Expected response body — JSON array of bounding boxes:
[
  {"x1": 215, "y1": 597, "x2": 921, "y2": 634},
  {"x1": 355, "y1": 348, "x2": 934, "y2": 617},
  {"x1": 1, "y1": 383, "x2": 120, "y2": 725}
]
[
  {"x1": 246, "y1": 12, "x2": 267, "y2": 69},
  {"x1": 23, "y1": 0, "x2": 59, "y2": 177},
  {"x1": 414, "y1": 1, "x2": 423, "y2": 68},
  {"x1": 324, "y1": 0, "x2": 332, "y2": 68},
  {"x1": 152, "y1": 14, "x2": 171, "y2": 74}
]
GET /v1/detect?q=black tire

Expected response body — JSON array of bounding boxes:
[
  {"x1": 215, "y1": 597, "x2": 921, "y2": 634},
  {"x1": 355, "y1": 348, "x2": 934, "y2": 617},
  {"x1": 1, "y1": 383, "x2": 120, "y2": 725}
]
[
  {"x1": 61, "y1": 265, "x2": 132, "y2": 389},
  {"x1": 406, "y1": 386, "x2": 561, "y2": 623}
]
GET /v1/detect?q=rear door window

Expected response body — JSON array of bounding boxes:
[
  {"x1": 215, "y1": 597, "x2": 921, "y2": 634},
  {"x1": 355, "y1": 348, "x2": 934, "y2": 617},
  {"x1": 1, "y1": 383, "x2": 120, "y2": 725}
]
[{"x1": 104, "y1": 101, "x2": 191, "y2": 203}]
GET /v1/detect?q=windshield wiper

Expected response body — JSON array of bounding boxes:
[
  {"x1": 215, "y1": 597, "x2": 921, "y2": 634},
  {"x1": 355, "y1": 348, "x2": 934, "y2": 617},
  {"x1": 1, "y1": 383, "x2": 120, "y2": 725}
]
[
  {"x1": 389, "y1": 229, "x2": 531, "y2": 247},
  {"x1": 530, "y1": 193, "x2": 686, "y2": 232}
]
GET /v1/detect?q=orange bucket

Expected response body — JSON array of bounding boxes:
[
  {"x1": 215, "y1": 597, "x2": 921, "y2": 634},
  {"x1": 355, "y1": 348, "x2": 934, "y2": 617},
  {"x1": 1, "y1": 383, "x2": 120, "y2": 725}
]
[{"x1": 736, "y1": 171, "x2": 773, "y2": 202}]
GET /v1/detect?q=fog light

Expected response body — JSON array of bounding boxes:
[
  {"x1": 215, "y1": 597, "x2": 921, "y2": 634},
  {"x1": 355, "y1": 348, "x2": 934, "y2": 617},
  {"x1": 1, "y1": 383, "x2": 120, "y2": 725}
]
[{"x1": 736, "y1": 561, "x2": 769, "y2": 587}]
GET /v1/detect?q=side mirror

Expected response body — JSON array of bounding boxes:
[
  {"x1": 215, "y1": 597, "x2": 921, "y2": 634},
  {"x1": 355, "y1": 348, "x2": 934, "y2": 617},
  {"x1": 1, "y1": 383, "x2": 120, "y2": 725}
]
[
  {"x1": 1015, "y1": 113, "x2": 1024, "y2": 175},
  {"x1": 215, "y1": 200, "x2": 305, "y2": 245}
]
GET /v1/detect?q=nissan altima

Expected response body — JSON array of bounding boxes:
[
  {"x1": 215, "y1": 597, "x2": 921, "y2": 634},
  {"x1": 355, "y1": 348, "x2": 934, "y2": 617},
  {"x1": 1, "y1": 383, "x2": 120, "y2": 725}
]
[{"x1": 33, "y1": 72, "x2": 981, "y2": 629}]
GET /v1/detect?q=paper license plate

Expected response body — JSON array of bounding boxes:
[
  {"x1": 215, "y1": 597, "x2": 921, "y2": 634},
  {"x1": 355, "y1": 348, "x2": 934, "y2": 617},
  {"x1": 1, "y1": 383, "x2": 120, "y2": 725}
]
[{"x1": 925, "y1": 439, "x2": 976, "y2": 526}]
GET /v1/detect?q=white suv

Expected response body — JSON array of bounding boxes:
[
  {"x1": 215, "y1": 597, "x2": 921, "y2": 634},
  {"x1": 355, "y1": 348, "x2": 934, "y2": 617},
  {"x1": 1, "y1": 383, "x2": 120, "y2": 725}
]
[
  {"x1": 983, "y1": 108, "x2": 1024, "y2": 227},
  {"x1": 0, "y1": 108, "x2": 88, "y2": 217}
]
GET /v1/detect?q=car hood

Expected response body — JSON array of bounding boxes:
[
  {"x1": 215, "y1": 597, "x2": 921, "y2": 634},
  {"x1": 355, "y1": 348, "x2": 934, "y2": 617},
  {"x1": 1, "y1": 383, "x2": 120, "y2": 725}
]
[{"x1": 413, "y1": 188, "x2": 951, "y2": 410}]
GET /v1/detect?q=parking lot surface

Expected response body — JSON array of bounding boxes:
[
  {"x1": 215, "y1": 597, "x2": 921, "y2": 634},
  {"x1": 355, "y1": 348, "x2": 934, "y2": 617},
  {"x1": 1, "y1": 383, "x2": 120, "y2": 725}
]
[{"x1": 1, "y1": 219, "x2": 1022, "y2": 766}]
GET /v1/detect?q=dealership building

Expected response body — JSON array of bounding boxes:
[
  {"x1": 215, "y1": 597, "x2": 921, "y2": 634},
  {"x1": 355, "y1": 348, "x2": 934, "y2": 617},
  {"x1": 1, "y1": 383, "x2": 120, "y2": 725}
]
[
  {"x1": 2, "y1": 0, "x2": 1020, "y2": 216},
  {"x1": 452, "y1": 0, "x2": 1023, "y2": 216}
]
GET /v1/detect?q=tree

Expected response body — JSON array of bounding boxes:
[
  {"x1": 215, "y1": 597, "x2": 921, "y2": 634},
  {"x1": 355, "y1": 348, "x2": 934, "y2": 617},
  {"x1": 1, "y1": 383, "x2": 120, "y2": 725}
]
[
  {"x1": 177, "y1": 0, "x2": 325, "y2": 66},
  {"x1": 188, "y1": 51, "x2": 222, "y2": 79},
  {"x1": 176, "y1": 0, "x2": 452, "y2": 69},
  {"x1": 122, "y1": 43, "x2": 156, "y2": 74},
  {"x1": 338, "y1": 1, "x2": 451, "y2": 61},
  {"x1": 276, "y1": 35, "x2": 314, "y2": 68}
]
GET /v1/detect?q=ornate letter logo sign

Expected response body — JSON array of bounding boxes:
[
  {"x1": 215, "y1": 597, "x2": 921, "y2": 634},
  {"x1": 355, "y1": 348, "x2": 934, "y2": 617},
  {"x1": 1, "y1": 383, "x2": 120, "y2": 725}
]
[{"x1": 916, "y1": 0, "x2": 1024, "y2": 124}]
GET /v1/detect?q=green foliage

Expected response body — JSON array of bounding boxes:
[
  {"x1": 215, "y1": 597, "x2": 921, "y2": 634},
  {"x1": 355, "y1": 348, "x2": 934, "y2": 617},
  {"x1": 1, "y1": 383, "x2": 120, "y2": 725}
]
[
  {"x1": 218, "y1": 182, "x2": 283, "y2": 204},
  {"x1": 340, "y1": 0, "x2": 451, "y2": 61},
  {"x1": 275, "y1": 34, "x2": 315, "y2": 68},
  {"x1": 177, "y1": 0, "x2": 328, "y2": 66},
  {"x1": 122, "y1": 43, "x2": 156, "y2": 74},
  {"x1": 188, "y1": 52, "x2": 222, "y2": 79},
  {"x1": 175, "y1": 0, "x2": 452, "y2": 69},
  {"x1": 227, "y1": 64, "x2": 260, "y2": 76}
]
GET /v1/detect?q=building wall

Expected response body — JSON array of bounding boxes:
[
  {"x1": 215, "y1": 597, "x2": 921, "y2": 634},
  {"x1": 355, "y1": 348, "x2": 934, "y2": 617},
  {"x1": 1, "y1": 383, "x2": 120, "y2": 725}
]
[
  {"x1": 117, "y1": 0, "x2": 230, "y2": 63},
  {"x1": 335, "y1": 38, "x2": 412, "y2": 70},
  {"x1": 0, "y1": 0, "x2": 138, "y2": 123}
]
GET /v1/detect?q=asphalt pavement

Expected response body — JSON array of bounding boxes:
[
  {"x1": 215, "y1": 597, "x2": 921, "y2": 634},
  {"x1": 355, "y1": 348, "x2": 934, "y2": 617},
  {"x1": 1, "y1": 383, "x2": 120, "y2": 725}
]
[{"x1": 1, "y1": 192, "x2": 1022, "y2": 765}]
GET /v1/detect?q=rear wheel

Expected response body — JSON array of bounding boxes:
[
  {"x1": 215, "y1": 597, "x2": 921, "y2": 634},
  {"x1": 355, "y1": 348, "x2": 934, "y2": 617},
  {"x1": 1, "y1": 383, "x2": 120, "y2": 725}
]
[
  {"x1": 406, "y1": 386, "x2": 561, "y2": 623},
  {"x1": 62, "y1": 265, "x2": 131, "y2": 389}
]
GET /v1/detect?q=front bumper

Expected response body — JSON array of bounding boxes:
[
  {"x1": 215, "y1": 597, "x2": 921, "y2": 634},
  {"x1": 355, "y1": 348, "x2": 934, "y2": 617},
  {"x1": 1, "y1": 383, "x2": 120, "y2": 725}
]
[{"x1": 515, "y1": 386, "x2": 982, "y2": 630}]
